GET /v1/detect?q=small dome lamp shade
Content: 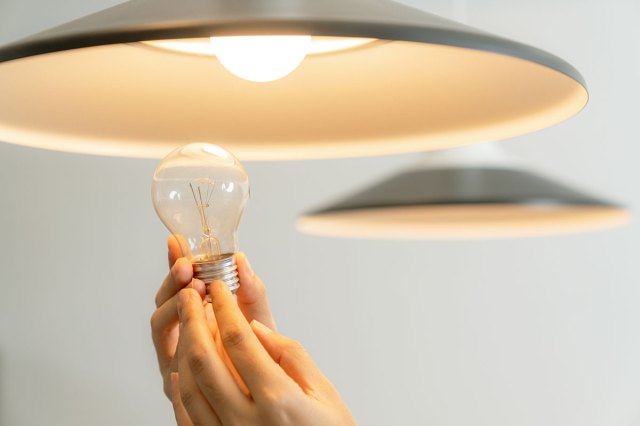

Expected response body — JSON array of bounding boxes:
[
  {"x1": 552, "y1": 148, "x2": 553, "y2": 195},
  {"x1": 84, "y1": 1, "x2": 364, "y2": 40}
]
[{"x1": 297, "y1": 144, "x2": 630, "y2": 239}]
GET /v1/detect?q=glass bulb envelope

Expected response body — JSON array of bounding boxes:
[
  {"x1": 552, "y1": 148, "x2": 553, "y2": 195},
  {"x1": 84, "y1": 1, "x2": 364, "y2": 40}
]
[{"x1": 152, "y1": 143, "x2": 249, "y2": 292}]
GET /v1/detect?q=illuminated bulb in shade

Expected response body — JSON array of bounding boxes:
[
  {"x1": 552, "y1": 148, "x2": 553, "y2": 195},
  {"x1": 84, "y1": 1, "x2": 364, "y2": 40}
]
[
  {"x1": 209, "y1": 35, "x2": 312, "y2": 82},
  {"x1": 152, "y1": 143, "x2": 250, "y2": 293}
]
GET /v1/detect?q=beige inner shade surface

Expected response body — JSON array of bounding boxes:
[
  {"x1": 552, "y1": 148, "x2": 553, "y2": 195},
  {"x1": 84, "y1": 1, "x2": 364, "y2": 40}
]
[
  {"x1": 0, "y1": 40, "x2": 587, "y2": 160},
  {"x1": 297, "y1": 205, "x2": 631, "y2": 239}
]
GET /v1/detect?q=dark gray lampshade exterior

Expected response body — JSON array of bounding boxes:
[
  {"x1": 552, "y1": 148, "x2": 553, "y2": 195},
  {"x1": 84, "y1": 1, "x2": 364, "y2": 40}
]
[
  {"x1": 310, "y1": 168, "x2": 615, "y2": 213},
  {"x1": 299, "y1": 168, "x2": 629, "y2": 239},
  {"x1": 0, "y1": 0, "x2": 586, "y2": 84}
]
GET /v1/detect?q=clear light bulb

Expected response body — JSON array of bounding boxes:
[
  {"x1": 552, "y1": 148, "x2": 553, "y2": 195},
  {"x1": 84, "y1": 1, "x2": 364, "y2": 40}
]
[
  {"x1": 209, "y1": 35, "x2": 312, "y2": 82},
  {"x1": 152, "y1": 143, "x2": 250, "y2": 293}
]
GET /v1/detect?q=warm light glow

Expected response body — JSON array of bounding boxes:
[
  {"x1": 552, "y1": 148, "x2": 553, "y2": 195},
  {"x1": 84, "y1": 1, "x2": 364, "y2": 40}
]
[
  {"x1": 143, "y1": 37, "x2": 377, "y2": 57},
  {"x1": 142, "y1": 36, "x2": 377, "y2": 82},
  {"x1": 0, "y1": 41, "x2": 588, "y2": 159},
  {"x1": 209, "y1": 35, "x2": 312, "y2": 82},
  {"x1": 297, "y1": 205, "x2": 631, "y2": 239}
]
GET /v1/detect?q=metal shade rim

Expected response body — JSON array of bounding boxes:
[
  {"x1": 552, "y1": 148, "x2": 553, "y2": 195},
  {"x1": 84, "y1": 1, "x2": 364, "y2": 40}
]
[
  {"x1": 297, "y1": 204, "x2": 631, "y2": 240},
  {"x1": 0, "y1": 9, "x2": 586, "y2": 89},
  {"x1": 308, "y1": 198, "x2": 621, "y2": 216}
]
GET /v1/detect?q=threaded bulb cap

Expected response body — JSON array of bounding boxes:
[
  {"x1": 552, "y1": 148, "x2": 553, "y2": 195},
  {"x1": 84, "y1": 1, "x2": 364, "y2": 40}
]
[{"x1": 192, "y1": 253, "x2": 239, "y2": 297}]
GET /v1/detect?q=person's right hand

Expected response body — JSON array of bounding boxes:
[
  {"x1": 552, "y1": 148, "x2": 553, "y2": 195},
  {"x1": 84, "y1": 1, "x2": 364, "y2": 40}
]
[
  {"x1": 150, "y1": 236, "x2": 277, "y2": 399},
  {"x1": 172, "y1": 282, "x2": 357, "y2": 426}
]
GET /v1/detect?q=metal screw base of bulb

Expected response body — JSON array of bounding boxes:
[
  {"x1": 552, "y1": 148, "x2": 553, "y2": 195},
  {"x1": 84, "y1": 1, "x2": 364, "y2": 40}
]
[{"x1": 192, "y1": 253, "x2": 240, "y2": 299}]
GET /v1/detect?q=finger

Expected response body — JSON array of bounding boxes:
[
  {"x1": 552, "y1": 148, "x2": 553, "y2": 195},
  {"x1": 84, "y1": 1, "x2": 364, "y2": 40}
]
[
  {"x1": 178, "y1": 289, "x2": 250, "y2": 419},
  {"x1": 168, "y1": 235, "x2": 184, "y2": 268},
  {"x1": 251, "y1": 320, "x2": 331, "y2": 395},
  {"x1": 204, "y1": 302, "x2": 219, "y2": 337},
  {"x1": 154, "y1": 279, "x2": 206, "y2": 339},
  {"x1": 171, "y1": 373, "x2": 194, "y2": 426},
  {"x1": 169, "y1": 235, "x2": 193, "y2": 268},
  {"x1": 203, "y1": 303, "x2": 252, "y2": 397},
  {"x1": 152, "y1": 279, "x2": 206, "y2": 398},
  {"x1": 152, "y1": 280, "x2": 206, "y2": 367},
  {"x1": 235, "y1": 253, "x2": 277, "y2": 331},
  {"x1": 208, "y1": 281, "x2": 292, "y2": 399},
  {"x1": 156, "y1": 258, "x2": 194, "y2": 308},
  {"x1": 178, "y1": 332, "x2": 222, "y2": 426}
]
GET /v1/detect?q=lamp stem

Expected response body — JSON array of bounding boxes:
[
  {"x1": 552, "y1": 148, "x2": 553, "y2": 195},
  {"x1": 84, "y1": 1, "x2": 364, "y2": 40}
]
[{"x1": 413, "y1": 142, "x2": 525, "y2": 170}]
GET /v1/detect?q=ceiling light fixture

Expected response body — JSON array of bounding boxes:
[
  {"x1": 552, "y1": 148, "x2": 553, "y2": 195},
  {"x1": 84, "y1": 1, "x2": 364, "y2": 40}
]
[
  {"x1": 297, "y1": 144, "x2": 629, "y2": 239},
  {"x1": 0, "y1": 0, "x2": 587, "y2": 160}
]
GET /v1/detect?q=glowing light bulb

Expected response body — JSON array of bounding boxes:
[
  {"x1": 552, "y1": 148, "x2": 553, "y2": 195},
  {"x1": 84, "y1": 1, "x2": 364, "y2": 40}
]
[
  {"x1": 209, "y1": 35, "x2": 312, "y2": 82},
  {"x1": 152, "y1": 143, "x2": 250, "y2": 293}
]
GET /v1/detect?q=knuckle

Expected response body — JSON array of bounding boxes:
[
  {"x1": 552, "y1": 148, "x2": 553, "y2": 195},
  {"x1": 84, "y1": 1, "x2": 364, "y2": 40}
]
[
  {"x1": 149, "y1": 310, "x2": 161, "y2": 331},
  {"x1": 260, "y1": 388, "x2": 301, "y2": 420},
  {"x1": 199, "y1": 376, "x2": 225, "y2": 403},
  {"x1": 186, "y1": 346, "x2": 210, "y2": 376},
  {"x1": 179, "y1": 387, "x2": 196, "y2": 409},
  {"x1": 283, "y1": 339, "x2": 305, "y2": 356},
  {"x1": 221, "y1": 326, "x2": 246, "y2": 349}
]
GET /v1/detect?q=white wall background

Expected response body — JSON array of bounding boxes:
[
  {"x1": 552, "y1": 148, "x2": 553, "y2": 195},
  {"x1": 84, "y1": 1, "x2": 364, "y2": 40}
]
[{"x1": 1, "y1": 1, "x2": 639, "y2": 425}]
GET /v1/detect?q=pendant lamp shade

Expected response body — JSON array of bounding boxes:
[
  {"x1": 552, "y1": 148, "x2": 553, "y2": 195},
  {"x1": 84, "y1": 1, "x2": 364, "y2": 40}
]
[
  {"x1": 0, "y1": 0, "x2": 587, "y2": 159},
  {"x1": 297, "y1": 167, "x2": 629, "y2": 239}
]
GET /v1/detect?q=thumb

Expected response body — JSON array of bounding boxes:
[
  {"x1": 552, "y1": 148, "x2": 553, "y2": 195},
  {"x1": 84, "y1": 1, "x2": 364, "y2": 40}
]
[
  {"x1": 250, "y1": 320, "x2": 329, "y2": 394},
  {"x1": 235, "y1": 252, "x2": 277, "y2": 331}
]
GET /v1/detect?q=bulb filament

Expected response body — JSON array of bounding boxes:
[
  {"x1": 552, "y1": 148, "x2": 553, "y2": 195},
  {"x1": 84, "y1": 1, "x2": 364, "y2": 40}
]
[{"x1": 189, "y1": 179, "x2": 221, "y2": 259}]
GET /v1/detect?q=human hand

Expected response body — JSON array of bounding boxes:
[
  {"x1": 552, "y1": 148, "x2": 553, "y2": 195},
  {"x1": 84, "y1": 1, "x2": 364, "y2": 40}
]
[
  {"x1": 151, "y1": 236, "x2": 277, "y2": 399},
  {"x1": 172, "y1": 281, "x2": 357, "y2": 426}
]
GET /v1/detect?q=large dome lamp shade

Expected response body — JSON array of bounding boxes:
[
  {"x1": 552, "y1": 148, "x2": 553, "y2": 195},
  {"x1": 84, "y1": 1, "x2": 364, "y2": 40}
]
[{"x1": 0, "y1": 0, "x2": 587, "y2": 160}]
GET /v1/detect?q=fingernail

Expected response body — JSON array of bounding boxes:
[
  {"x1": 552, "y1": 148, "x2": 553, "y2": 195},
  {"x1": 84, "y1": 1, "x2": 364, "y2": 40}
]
[
  {"x1": 251, "y1": 319, "x2": 273, "y2": 334},
  {"x1": 187, "y1": 279, "x2": 205, "y2": 295},
  {"x1": 170, "y1": 372, "x2": 179, "y2": 395},
  {"x1": 194, "y1": 279, "x2": 206, "y2": 296}
]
